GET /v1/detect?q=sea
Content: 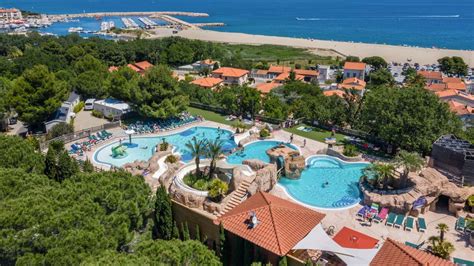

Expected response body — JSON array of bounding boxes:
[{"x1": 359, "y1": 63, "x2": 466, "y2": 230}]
[{"x1": 3, "y1": 0, "x2": 474, "y2": 50}]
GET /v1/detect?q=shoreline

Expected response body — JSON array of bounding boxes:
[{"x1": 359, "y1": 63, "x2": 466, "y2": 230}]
[{"x1": 151, "y1": 28, "x2": 474, "y2": 66}]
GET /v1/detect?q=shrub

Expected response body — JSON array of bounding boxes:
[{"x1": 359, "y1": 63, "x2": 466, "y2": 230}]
[
  {"x1": 208, "y1": 179, "x2": 228, "y2": 202},
  {"x1": 165, "y1": 155, "x2": 177, "y2": 164},
  {"x1": 343, "y1": 144, "x2": 359, "y2": 157},
  {"x1": 46, "y1": 122, "x2": 74, "y2": 140},
  {"x1": 259, "y1": 128, "x2": 270, "y2": 138},
  {"x1": 73, "y1": 101, "x2": 85, "y2": 113},
  {"x1": 160, "y1": 140, "x2": 169, "y2": 151},
  {"x1": 294, "y1": 63, "x2": 302, "y2": 69},
  {"x1": 92, "y1": 110, "x2": 104, "y2": 118},
  {"x1": 193, "y1": 179, "x2": 209, "y2": 191},
  {"x1": 183, "y1": 173, "x2": 198, "y2": 187}
]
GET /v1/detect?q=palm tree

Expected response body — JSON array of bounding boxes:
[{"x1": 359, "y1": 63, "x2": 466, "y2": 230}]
[
  {"x1": 436, "y1": 223, "x2": 449, "y2": 241},
  {"x1": 363, "y1": 163, "x2": 395, "y2": 190},
  {"x1": 395, "y1": 150, "x2": 424, "y2": 188},
  {"x1": 428, "y1": 236, "x2": 455, "y2": 259},
  {"x1": 185, "y1": 138, "x2": 207, "y2": 178},
  {"x1": 206, "y1": 139, "x2": 223, "y2": 180}
]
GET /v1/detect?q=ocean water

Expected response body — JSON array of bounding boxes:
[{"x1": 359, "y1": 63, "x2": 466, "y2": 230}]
[{"x1": 4, "y1": 0, "x2": 474, "y2": 50}]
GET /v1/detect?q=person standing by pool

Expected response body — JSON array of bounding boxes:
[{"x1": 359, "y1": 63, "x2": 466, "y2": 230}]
[
  {"x1": 290, "y1": 133, "x2": 294, "y2": 143},
  {"x1": 303, "y1": 139, "x2": 306, "y2": 147}
]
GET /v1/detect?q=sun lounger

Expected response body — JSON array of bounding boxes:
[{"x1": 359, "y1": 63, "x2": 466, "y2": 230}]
[
  {"x1": 453, "y1": 257, "x2": 474, "y2": 266},
  {"x1": 394, "y1": 214, "x2": 405, "y2": 228},
  {"x1": 455, "y1": 217, "x2": 466, "y2": 232},
  {"x1": 405, "y1": 216, "x2": 414, "y2": 231},
  {"x1": 374, "y1": 207, "x2": 389, "y2": 223},
  {"x1": 386, "y1": 212, "x2": 396, "y2": 226},
  {"x1": 356, "y1": 205, "x2": 369, "y2": 217},
  {"x1": 417, "y1": 217, "x2": 427, "y2": 232},
  {"x1": 404, "y1": 242, "x2": 418, "y2": 249}
]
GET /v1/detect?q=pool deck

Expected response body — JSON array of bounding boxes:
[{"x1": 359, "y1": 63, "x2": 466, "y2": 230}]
[
  {"x1": 271, "y1": 186, "x2": 473, "y2": 260},
  {"x1": 82, "y1": 119, "x2": 472, "y2": 260}
]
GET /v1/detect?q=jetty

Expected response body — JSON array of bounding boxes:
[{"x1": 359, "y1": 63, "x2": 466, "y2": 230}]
[
  {"x1": 152, "y1": 15, "x2": 197, "y2": 29},
  {"x1": 48, "y1": 11, "x2": 209, "y2": 20},
  {"x1": 192, "y1": 23, "x2": 225, "y2": 27},
  {"x1": 138, "y1": 17, "x2": 157, "y2": 28},
  {"x1": 121, "y1": 18, "x2": 139, "y2": 29}
]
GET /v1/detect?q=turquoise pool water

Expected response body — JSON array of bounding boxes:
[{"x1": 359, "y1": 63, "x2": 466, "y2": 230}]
[
  {"x1": 226, "y1": 140, "x2": 298, "y2": 165},
  {"x1": 94, "y1": 127, "x2": 236, "y2": 167},
  {"x1": 279, "y1": 156, "x2": 368, "y2": 209}
]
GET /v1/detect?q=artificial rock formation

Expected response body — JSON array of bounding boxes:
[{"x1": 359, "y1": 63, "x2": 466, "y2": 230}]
[
  {"x1": 362, "y1": 167, "x2": 474, "y2": 215},
  {"x1": 243, "y1": 159, "x2": 278, "y2": 195},
  {"x1": 266, "y1": 144, "x2": 305, "y2": 179}
]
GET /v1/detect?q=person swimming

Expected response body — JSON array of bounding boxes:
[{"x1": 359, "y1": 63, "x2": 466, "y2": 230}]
[{"x1": 322, "y1": 181, "x2": 329, "y2": 188}]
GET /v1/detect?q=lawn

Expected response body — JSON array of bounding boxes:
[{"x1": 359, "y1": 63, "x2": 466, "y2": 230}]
[
  {"x1": 284, "y1": 124, "x2": 346, "y2": 143},
  {"x1": 187, "y1": 106, "x2": 234, "y2": 126}
]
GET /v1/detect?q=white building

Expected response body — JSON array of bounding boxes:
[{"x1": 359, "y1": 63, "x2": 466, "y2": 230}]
[
  {"x1": 317, "y1": 65, "x2": 331, "y2": 83},
  {"x1": 44, "y1": 91, "x2": 80, "y2": 132},
  {"x1": 0, "y1": 8, "x2": 22, "y2": 22},
  {"x1": 93, "y1": 98, "x2": 131, "y2": 119},
  {"x1": 343, "y1": 62, "x2": 367, "y2": 80}
]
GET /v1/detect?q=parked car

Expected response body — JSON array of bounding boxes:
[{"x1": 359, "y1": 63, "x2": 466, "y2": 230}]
[{"x1": 84, "y1": 99, "x2": 96, "y2": 111}]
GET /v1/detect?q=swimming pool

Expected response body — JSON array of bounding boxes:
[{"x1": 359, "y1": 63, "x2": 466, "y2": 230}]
[
  {"x1": 226, "y1": 140, "x2": 298, "y2": 165},
  {"x1": 278, "y1": 156, "x2": 368, "y2": 209},
  {"x1": 94, "y1": 127, "x2": 236, "y2": 167}
]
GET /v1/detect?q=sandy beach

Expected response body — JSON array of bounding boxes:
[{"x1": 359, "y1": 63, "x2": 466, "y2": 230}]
[{"x1": 152, "y1": 28, "x2": 474, "y2": 66}]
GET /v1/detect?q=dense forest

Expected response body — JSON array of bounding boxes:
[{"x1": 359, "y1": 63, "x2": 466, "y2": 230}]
[{"x1": 0, "y1": 135, "x2": 221, "y2": 265}]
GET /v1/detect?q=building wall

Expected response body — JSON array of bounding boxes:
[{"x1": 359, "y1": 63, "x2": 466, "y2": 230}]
[
  {"x1": 343, "y1": 69, "x2": 364, "y2": 79},
  {"x1": 93, "y1": 103, "x2": 125, "y2": 118},
  {"x1": 171, "y1": 200, "x2": 220, "y2": 246}
]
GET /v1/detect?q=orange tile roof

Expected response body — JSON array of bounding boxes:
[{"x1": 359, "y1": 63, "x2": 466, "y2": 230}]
[
  {"x1": 127, "y1": 63, "x2": 141, "y2": 73},
  {"x1": 332, "y1": 227, "x2": 379, "y2": 249},
  {"x1": 426, "y1": 83, "x2": 448, "y2": 92},
  {"x1": 338, "y1": 77, "x2": 366, "y2": 90},
  {"x1": 293, "y1": 69, "x2": 319, "y2": 77},
  {"x1": 344, "y1": 62, "x2": 366, "y2": 71},
  {"x1": 212, "y1": 67, "x2": 249, "y2": 78},
  {"x1": 418, "y1": 71, "x2": 443, "y2": 80},
  {"x1": 274, "y1": 72, "x2": 305, "y2": 82},
  {"x1": 370, "y1": 238, "x2": 454, "y2": 266},
  {"x1": 268, "y1": 65, "x2": 292, "y2": 74},
  {"x1": 191, "y1": 77, "x2": 223, "y2": 88},
  {"x1": 256, "y1": 69, "x2": 269, "y2": 75},
  {"x1": 323, "y1": 90, "x2": 345, "y2": 97},
  {"x1": 435, "y1": 89, "x2": 459, "y2": 98},
  {"x1": 108, "y1": 66, "x2": 119, "y2": 72},
  {"x1": 134, "y1": 61, "x2": 154, "y2": 71},
  {"x1": 448, "y1": 100, "x2": 473, "y2": 116},
  {"x1": 442, "y1": 77, "x2": 463, "y2": 84},
  {"x1": 256, "y1": 82, "x2": 281, "y2": 94},
  {"x1": 217, "y1": 192, "x2": 326, "y2": 256},
  {"x1": 445, "y1": 82, "x2": 466, "y2": 91}
]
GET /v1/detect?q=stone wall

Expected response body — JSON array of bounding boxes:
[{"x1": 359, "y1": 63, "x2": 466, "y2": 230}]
[{"x1": 326, "y1": 147, "x2": 363, "y2": 162}]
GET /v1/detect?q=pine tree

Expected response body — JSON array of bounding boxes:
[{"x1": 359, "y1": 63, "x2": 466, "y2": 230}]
[
  {"x1": 57, "y1": 151, "x2": 78, "y2": 182},
  {"x1": 44, "y1": 146, "x2": 57, "y2": 180},
  {"x1": 195, "y1": 224, "x2": 201, "y2": 242},
  {"x1": 305, "y1": 259, "x2": 313, "y2": 266},
  {"x1": 82, "y1": 158, "x2": 94, "y2": 172},
  {"x1": 181, "y1": 222, "x2": 190, "y2": 240},
  {"x1": 153, "y1": 186, "x2": 173, "y2": 240},
  {"x1": 172, "y1": 221, "x2": 180, "y2": 239},
  {"x1": 219, "y1": 222, "x2": 225, "y2": 258}
]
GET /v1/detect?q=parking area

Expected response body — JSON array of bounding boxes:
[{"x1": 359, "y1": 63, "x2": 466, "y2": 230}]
[{"x1": 73, "y1": 110, "x2": 110, "y2": 131}]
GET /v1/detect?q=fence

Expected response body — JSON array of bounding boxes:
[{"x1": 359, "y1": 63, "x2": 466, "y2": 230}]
[{"x1": 40, "y1": 121, "x2": 121, "y2": 150}]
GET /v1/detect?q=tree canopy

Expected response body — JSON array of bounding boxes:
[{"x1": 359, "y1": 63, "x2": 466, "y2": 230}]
[{"x1": 437, "y1": 56, "x2": 468, "y2": 76}]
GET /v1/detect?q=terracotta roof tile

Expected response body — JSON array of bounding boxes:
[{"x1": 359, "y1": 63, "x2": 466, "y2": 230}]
[
  {"x1": 108, "y1": 66, "x2": 119, "y2": 72},
  {"x1": 338, "y1": 77, "x2": 366, "y2": 90},
  {"x1": 212, "y1": 67, "x2": 249, "y2": 78},
  {"x1": 344, "y1": 62, "x2": 367, "y2": 71},
  {"x1": 418, "y1": 71, "x2": 443, "y2": 80},
  {"x1": 370, "y1": 238, "x2": 454, "y2": 266},
  {"x1": 448, "y1": 100, "x2": 473, "y2": 116},
  {"x1": 217, "y1": 192, "x2": 325, "y2": 256},
  {"x1": 323, "y1": 90, "x2": 345, "y2": 97},
  {"x1": 445, "y1": 82, "x2": 466, "y2": 91},
  {"x1": 426, "y1": 83, "x2": 448, "y2": 92},
  {"x1": 256, "y1": 82, "x2": 281, "y2": 94},
  {"x1": 127, "y1": 63, "x2": 141, "y2": 73},
  {"x1": 191, "y1": 77, "x2": 223, "y2": 88},
  {"x1": 293, "y1": 69, "x2": 319, "y2": 77},
  {"x1": 274, "y1": 72, "x2": 305, "y2": 82},
  {"x1": 133, "y1": 61, "x2": 154, "y2": 71},
  {"x1": 333, "y1": 227, "x2": 379, "y2": 249},
  {"x1": 268, "y1": 65, "x2": 292, "y2": 74}
]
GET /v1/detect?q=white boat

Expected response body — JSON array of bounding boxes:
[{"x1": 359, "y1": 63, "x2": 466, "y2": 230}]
[{"x1": 68, "y1": 27, "x2": 83, "y2": 33}]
